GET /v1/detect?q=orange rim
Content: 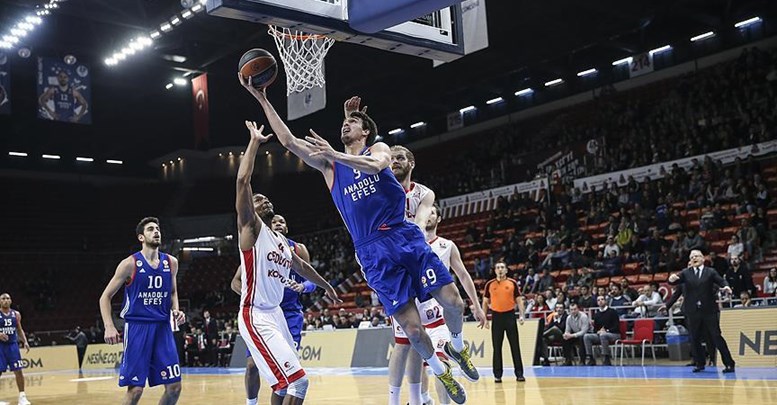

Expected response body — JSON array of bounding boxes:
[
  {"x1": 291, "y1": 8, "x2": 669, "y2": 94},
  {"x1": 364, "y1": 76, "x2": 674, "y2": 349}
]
[{"x1": 268, "y1": 26, "x2": 329, "y2": 41}]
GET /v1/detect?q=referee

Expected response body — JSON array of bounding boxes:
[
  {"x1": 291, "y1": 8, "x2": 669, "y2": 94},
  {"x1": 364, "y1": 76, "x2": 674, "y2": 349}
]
[{"x1": 482, "y1": 261, "x2": 526, "y2": 382}]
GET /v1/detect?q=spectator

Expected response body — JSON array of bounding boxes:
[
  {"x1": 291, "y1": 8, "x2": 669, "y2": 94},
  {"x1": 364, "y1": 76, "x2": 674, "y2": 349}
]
[
  {"x1": 620, "y1": 279, "x2": 639, "y2": 302},
  {"x1": 658, "y1": 244, "x2": 678, "y2": 273},
  {"x1": 562, "y1": 303, "x2": 589, "y2": 365},
  {"x1": 540, "y1": 303, "x2": 568, "y2": 366},
  {"x1": 577, "y1": 285, "x2": 596, "y2": 308},
  {"x1": 732, "y1": 291, "x2": 756, "y2": 308},
  {"x1": 726, "y1": 235, "x2": 745, "y2": 258},
  {"x1": 683, "y1": 229, "x2": 706, "y2": 256},
  {"x1": 632, "y1": 282, "x2": 663, "y2": 317},
  {"x1": 737, "y1": 218, "x2": 759, "y2": 258},
  {"x1": 709, "y1": 251, "x2": 729, "y2": 277},
  {"x1": 321, "y1": 308, "x2": 334, "y2": 326},
  {"x1": 529, "y1": 294, "x2": 550, "y2": 319},
  {"x1": 202, "y1": 310, "x2": 219, "y2": 367},
  {"x1": 603, "y1": 236, "x2": 620, "y2": 257},
  {"x1": 764, "y1": 268, "x2": 777, "y2": 296},
  {"x1": 725, "y1": 255, "x2": 756, "y2": 298},
  {"x1": 608, "y1": 284, "x2": 632, "y2": 316},
  {"x1": 566, "y1": 268, "x2": 583, "y2": 290},
  {"x1": 583, "y1": 296, "x2": 620, "y2": 366},
  {"x1": 536, "y1": 268, "x2": 555, "y2": 293}
]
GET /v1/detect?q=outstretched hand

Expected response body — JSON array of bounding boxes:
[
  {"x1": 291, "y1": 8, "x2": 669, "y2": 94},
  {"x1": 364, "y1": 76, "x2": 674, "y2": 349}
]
[
  {"x1": 325, "y1": 285, "x2": 342, "y2": 303},
  {"x1": 306, "y1": 129, "x2": 336, "y2": 161},
  {"x1": 238, "y1": 72, "x2": 268, "y2": 103},
  {"x1": 668, "y1": 273, "x2": 680, "y2": 283},
  {"x1": 245, "y1": 121, "x2": 274, "y2": 144},
  {"x1": 473, "y1": 306, "x2": 487, "y2": 329},
  {"x1": 344, "y1": 96, "x2": 367, "y2": 117}
]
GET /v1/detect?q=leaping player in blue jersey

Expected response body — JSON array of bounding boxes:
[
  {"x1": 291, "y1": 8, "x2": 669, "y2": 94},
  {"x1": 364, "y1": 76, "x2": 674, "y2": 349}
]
[
  {"x1": 0, "y1": 293, "x2": 31, "y2": 405},
  {"x1": 241, "y1": 76, "x2": 474, "y2": 405},
  {"x1": 231, "y1": 214, "x2": 316, "y2": 405},
  {"x1": 99, "y1": 217, "x2": 185, "y2": 405}
]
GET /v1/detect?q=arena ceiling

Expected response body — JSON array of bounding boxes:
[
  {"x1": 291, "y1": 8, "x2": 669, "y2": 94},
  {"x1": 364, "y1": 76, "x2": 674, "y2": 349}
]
[{"x1": 0, "y1": 0, "x2": 775, "y2": 176}]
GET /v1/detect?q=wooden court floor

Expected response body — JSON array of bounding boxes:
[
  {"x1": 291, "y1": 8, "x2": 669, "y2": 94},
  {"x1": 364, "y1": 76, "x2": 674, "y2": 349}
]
[{"x1": 2, "y1": 367, "x2": 776, "y2": 404}]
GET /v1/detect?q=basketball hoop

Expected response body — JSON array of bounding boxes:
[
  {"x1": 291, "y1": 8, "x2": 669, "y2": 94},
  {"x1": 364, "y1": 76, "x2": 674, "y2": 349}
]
[{"x1": 268, "y1": 25, "x2": 335, "y2": 95}]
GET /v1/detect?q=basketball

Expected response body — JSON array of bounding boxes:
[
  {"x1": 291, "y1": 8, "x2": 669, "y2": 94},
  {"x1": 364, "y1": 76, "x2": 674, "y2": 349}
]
[{"x1": 238, "y1": 48, "x2": 278, "y2": 89}]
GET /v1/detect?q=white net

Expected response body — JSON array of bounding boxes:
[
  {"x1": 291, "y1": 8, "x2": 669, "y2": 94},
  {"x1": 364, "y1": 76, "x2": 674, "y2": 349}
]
[{"x1": 269, "y1": 25, "x2": 335, "y2": 95}]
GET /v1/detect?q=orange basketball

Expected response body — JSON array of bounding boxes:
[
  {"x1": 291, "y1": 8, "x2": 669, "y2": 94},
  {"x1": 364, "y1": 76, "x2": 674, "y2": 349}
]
[{"x1": 238, "y1": 48, "x2": 278, "y2": 89}]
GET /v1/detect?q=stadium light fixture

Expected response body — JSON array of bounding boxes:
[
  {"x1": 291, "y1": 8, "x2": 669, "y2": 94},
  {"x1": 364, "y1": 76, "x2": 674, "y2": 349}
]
[
  {"x1": 459, "y1": 105, "x2": 476, "y2": 113},
  {"x1": 170, "y1": 17, "x2": 182, "y2": 26},
  {"x1": 192, "y1": 4, "x2": 204, "y2": 13},
  {"x1": 173, "y1": 77, "x2": 187, "y2": 86},
  {"x1": 76, "y1": 157, "x2": 94, "y2": 162},
  {"x1": 734, "y1": 17, "x2": 762, "y2": 28},
  {"x1": 165, "y1": 83, "x2": 174, "y2": 90},
  {"x1": 612, "y1": 56, "x2": 632, "y2": 66},
  {"x1": 388, "y1": 128, "x2": 403, "y2": 135},
  {"x1": 486, "y1": 97, "x2": 504, "y2": 105},
  {"x1": 690, "y1": 31, "x2": 715, "y2": 42},
  {"x1": 160, "y1": 23, "x2": 173, "y2": 32},
  {"x1": 514, "y1": 88, "x2": 533, "y2": 96},
  {"x1": 106, "y1": 159, "x2": 123, "y2": 165},
  {"x1": 150, "y1": 31, "x2": 161, "y2": 39},
  {"x1": 8, "y1": 152, "x2": 27, "y2": 157},
  {"x1": 544, "y1": 78, "x2": 563, "y2": 87},
  {"x1": 182, "y1": 10, "x2": 194, "y2": 19},
  {"x1": 648, "y1": 45, "x2": 672, "y2": 56},
  {"x1": 410, "y1": 121, "x2": 426, "y2": 129},
  {"x1": 42, "y1": 154, "x2": 60, "y2": 160},
  {"x1": 576, "y1": 68, "x2": 598, "y2": 77}
]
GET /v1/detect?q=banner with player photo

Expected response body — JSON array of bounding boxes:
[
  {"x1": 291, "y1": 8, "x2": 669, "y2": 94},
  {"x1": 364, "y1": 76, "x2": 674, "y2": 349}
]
[
  {"x1": 192, "y1": 73, "x2": 209, "y2": 148},
  {"x1": 36, "y1": 56, "x2": 92, "y2": 124},
  {"x1": 0, "y1": 52, "x2": 10, "y2": 115}
]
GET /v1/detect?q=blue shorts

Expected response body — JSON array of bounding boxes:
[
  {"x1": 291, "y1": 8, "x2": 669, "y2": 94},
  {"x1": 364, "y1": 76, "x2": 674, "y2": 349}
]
[
  {"x1": 119, "y1": 321, "x2": 181, "y2": 387},
  {"x1": 0, "y1": 342, "x2": 22, "y2": 372},
  {"x1": 247, "y1": 309, "x2": 303, "y2": 357},
  {"x1": 355, "y1": 222, "x2": 454, "y2": 316}
]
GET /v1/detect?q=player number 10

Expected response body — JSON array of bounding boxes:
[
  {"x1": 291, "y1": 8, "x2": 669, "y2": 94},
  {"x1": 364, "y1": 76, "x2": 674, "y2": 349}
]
[
  {"x1": 147, "y1": 276, "x2": 163, "y2": 289},
  {"x1": 166, "y1": 364, "x2": 181, "y2": 378},
  {"x1": 426, "y1": 269, "x2": 437, "y2": 285}
]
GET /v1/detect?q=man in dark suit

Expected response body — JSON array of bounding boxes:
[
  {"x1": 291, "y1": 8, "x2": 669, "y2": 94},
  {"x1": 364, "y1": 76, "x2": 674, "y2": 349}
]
[
  {"x1": 202, "y1": 310, "x2": 219, "y2": 367},
  {"x1": 668, "y1": 249, "x2": 735, "y2": 373}
]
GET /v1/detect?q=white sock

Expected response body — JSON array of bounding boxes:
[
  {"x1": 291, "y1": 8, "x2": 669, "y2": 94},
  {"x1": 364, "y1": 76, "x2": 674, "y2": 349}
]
[
  {"x1": 450, "y1": 332, "x2": 464, "y2": 352},
  {"x1": 409, "y1": 383, "x2": 422, "y2": 405},
  {"x1": 425, "y1": 354, "x2": 446, "y2": 376},
  {"x1": 246, "y1": 398, "x2": 258, "y2": 405},
  {"x1": 422, "y1": 390, "x2": 433, "y2": 404},
  {"x1": 389, "y1": 385, "x2": 401, "y2": 405}
]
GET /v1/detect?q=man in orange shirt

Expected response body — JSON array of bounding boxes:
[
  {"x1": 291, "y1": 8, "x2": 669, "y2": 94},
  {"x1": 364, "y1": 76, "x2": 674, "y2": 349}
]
[{"x1": 482, "y1": 261, "x2": 526, "y2": 383}]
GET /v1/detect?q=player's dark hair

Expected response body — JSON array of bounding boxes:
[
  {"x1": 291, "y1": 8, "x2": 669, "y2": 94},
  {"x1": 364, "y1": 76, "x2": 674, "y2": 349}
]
[
  {"x1": 350, "y1": 111, "x2": 378, "y2": 145},
  {"x1": 432, "y1": 202, "x2": 442, "y2": 220},
  {"x1": 136, "y1": 216, "x2": 160, "y2": 236},
  {"x1": 390, "y1": 145, "x2": 415, "y2": 164}
]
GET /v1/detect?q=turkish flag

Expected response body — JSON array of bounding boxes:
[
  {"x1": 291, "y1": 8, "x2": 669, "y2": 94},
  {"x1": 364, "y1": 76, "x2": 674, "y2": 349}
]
[{"x1": 192, "y1": 74, "x2": 209, "y2": 148}]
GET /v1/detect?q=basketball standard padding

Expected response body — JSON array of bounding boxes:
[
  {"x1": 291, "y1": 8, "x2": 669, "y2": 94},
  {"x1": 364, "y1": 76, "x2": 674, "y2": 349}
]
[
  {"x1": 238, "y1": 48, "x2": 278, "y2": 88},
  {"x1": 348, "y1": 0, "x2": 463, "y2": 33}
]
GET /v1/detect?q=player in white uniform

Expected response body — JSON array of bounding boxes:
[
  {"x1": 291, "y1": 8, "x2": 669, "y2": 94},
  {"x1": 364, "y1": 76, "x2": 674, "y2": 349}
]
[
  {"x1": 388, "y1": 145, "x2": 486, "y2": 405},
  {"x1": 236, "y1": 120, "x2": 339, "y2": 404}
]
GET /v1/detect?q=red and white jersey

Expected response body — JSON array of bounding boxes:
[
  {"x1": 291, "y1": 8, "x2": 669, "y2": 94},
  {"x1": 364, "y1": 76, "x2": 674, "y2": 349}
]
[
  {"x1": 416, "y1": 297, "x2": 445, "y2": 328},
  {"x1": 428, "y1": 236, "x2": 453, "y2": 269},
  {"x1": 404, "y1": 181, "x2": 433, "y2": 222},
  {"x1": 240, "y1": 224, "x2": 295, "y2": 310}
]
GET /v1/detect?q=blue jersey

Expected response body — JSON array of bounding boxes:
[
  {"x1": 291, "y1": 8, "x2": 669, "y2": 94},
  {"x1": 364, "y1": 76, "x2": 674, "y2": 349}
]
[
  {"x1": 120, "y1": 252, "x2": 174, "y2": 322},
  {"x1": 280, "y1": 239, "x2": 307, "y2": 313},
  {"x1": 0, "y1": 310, "x2": 18, "y2": 344},
  {"x1": 53, "y1": 86, "x2": 75, "y2": 120},
  {"x1": 330, "y1": 147, "x2": 406, "y2": 247}
]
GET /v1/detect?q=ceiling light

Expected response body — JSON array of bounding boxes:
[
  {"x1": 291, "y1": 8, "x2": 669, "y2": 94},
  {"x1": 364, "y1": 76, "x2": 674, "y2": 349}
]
[
  {"x1": 0, "y1": 41, "x2": 11, "y2": 49},
  {"x1": 10, "y1": 28, "x2": 27, "y2": 37},
  {"x1": 410, "y1": 121, "x2": 425, "y2": 128},
  {"x1": 129, "y1": 41, "x2": 143, "y2": 51},
  {"x1": 690, "y1": 31, "x2": 715, "y2": 42},
  {"x1": 76, "y1": 157, "x2": 94, "y2": 162},
  {"x1": 25, "y1": 16, "x2": 43, "y2": 25},
  {"x1": 165, "y1": 83, "x2": 174, "y2": 89},
  {"x1": 544, "y1": 78, "x2": 563, "y2": 87},
  {"x1": 515, "y1": 88, "x2": 533, "y2": 96},
  {"x1": 106, "y1": 159, "x2": 123, "y2": 165},
  {"x1": 170, "y1": 17, "x2": 182, "y2": 26},
  {"x1": 612, "y1": 56, "x2": 632, "y2": 66},
  {"x1": 160, "y1": 23, "x2": 173, "y2": 32},
  {"x1": 3, "y1": 35, "x2": 20, "y2": 44},
  {"x1": 150, "y1": 31, "x2": 161, "y2": 39},
  {"x1": 648, "y1": 45, "x2": 672, "y2": 56},
  {"x1": 576, "y1": 68, "x2": 597, "y2": 77},
  {"x1": 459, "y1": 105, "x2": 476, "y2": 113},
  {"x1": 173, "y1": 77, "x2": 187, "y2": 86},
  {"x1": 191, "y1": 4, "x2": 204, "y2": 12},
  {"x1": 104, "y1": 58, "x2": 116, "y2": 65},
  {"x1": 182, "y1": 10, "x2": 194, "y2": 19},
  {"x1": 8, "y1": 152, "x2": 27, "y2": 157},
  {"x1": 486, "y1": 97, "x2": 504, "y2": 105},
  {"x1": 42, "y1": 154, "x2": 61, "y2": 160},
  {"x1": 734, "y1": 17, "x2": 762, "y2": 28},
  {"x1": 388, "y1": 128, "x2": 403, "y2": 135}
]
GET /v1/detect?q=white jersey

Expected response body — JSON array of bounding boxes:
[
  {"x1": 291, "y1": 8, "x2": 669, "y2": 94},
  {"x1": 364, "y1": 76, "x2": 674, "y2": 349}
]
[
  {"x1": 429, "y1": 236, "x2": 453, "y2": 269},
  {"x1": 240, "y1": 224, "x2": 295, "y2": 310},
  {"x1": 416, "y1": 297, "x2": 445, "y2": 327},
  {"x1": 404, "y1": 181, "x2": 433, "y2": 222}
]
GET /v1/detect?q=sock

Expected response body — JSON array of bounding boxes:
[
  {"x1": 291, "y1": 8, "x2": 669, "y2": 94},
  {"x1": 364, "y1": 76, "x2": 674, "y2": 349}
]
[
  {"x1": 422, "y1": 390, "x2": 433, "y2": 404},
  {"x1": 246, "y1": 398, "x2": 258, "y2": 405},
  {"x1": 389, "y1": 385, "x2": 401, "y2": 405},
  {"x1": 409, "y1": 383, "x2": 422, "y2": 405},
  {"x1": 425, "y1": 354, "x2": 446, "y2": 376},
  {"x1": 450, "y1": 332, "x2": 464, "y2": 352}
]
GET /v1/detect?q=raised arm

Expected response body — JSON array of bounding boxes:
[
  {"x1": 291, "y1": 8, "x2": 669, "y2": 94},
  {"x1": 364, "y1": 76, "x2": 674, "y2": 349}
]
[
  {"x1": 15, "y1": 311, "x2": 29, "y2": 353},
  {"x1": 344, "y1": 96, "x2": 367, "y2": 117},
  {"x1": 290, "y1": 252, "x2": 340, "y2": 303},
  {"x1": 449, "y1": 243, "x2": 486, "y2": 328},
  {"x1": 169, "y1": 255, "x2": 185, "y2": 326},
  {"x1": 306, "y1": 134, "x2": 391, "y2": 175},
  {"x1": 414, "y1": 190, "x2": 436, "y2": 230},
  {"x1": 237, "y1": 121, "x2": 273, "y2": 251},
  {"x1": 99, "y1": 257, "x2": 135, "y2": 345},
  {"x1": 240, "y1": 74, "x2": 329, "y2": 173}
]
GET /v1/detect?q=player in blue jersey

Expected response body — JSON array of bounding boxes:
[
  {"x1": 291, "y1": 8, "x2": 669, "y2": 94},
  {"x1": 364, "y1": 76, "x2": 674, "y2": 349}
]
[
  {"x1": 99, "y1": 217, "x2": 186, "y2": 405},
  {"x1": 241, "y1": 78, "x2": 474, "y2": 404},
  {"x1": 37, "y1": 70, "x2": 89, "y2": 123},
  {"x1": 0, "y1": 293, "x2": 31, "y2": 405},
  {"x1": 231, "y1": 214, "x2": 316, "y2": 405}
]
